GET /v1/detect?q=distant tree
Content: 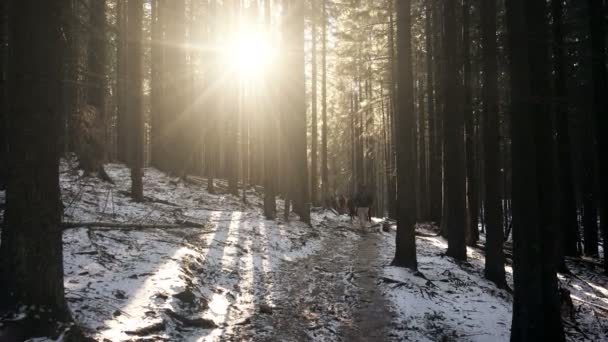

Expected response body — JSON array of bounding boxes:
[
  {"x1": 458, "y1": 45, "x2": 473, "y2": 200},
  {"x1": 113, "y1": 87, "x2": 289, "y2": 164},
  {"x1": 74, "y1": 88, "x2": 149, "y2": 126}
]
[{"x1": 392, "y1": 0, "x2": 417, "y2": 270}]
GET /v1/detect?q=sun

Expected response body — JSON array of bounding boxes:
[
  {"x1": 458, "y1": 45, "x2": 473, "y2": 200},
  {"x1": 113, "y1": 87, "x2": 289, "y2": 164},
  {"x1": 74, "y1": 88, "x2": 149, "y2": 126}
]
[{"x1": 225, "y1": 31, "x2": 276, "y2": 79}]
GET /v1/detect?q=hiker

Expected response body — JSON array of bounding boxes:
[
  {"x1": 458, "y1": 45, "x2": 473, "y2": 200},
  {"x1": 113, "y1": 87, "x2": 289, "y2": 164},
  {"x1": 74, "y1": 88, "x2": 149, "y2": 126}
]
[
  {"x1": 355, "y1": 185, "x2": 373, "y2": 231},
  {"x1": 338, "y1": 194, "x2": 347, "y2": 215}
]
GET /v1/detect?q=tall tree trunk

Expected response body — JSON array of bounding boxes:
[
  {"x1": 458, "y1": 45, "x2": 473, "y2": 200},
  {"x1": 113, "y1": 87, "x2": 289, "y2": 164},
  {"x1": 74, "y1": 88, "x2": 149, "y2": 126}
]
[
  {"x1": 425, "y1": 3, "x2": 435, "y2": 222},
  {"x1": 87, "y1": 0, "x2": 106, "y2": 122},
  {"x1": 320, "y1": 0, "x2": 329, "y2": 205},
  {"x1": 288, "y1": 0, "x2": 310, "y2": 224},
  {"x1": 506, "y1": 0, "x2": 565, "y2": 339},
  {"x1": 463, "y1": 0, "x2": 478, "y2": 246},
  {"x1": 127, "y1": 0, "x2": 144, "y2": 202},
  {"x1": 386, "y1": 8, "x2": 398, "y2": 219},
  {"x1": 392, "y1": 0, "x2": 417, "y2": 270},
  {"x1": 0, "y1": 0, "x2": 6, "y2": 190},
  {"x1": 151, "y1": 0, "x2": 164, "y2": 171},
  {"x1": 443, "y1": 0, "x2": 467, "y2": 261},
  {"x1": 263, "y1": 0, "x2": 277, "y2": 219},
  {"x1": 0, "y1": 0, "x2": 74, "y2": 334},
  {"x1": 310, "y1": 0, "x2": 318, "y2": 206},
  {"x1": 587, "y1": 0, "x2": 608, "y2": 273},
  {"x1": 429, "y1": 0, "x2": 443, "y2": 224},
  {"x1": 116, "y1": 0, "x2": 129, "y2": 162},
  {"x1": 552, "y1": 0, "x2": 579, "y2": 262},
  {"x1": 481, "y1": 0, "x2": 506, "y2": 288}
]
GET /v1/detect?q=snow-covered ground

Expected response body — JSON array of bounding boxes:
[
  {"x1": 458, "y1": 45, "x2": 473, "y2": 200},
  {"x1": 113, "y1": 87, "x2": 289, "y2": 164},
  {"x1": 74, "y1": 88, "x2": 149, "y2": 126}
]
[
  {"x1": 58, "y1": 160, "x2": 326, "y2": 341},
  {"x1": 1, "y1": 160, "x2": 607, "y2": 341}
]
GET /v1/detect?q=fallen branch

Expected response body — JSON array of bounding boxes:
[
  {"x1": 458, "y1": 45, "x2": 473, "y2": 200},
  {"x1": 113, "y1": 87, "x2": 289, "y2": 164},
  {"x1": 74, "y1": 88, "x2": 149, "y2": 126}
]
[
  {"x1": 571, "y1": 296, "x2": 608, "y2": 313},
  {"x1": 62, "y1": 221, "x2": 207, "y2": 230}
]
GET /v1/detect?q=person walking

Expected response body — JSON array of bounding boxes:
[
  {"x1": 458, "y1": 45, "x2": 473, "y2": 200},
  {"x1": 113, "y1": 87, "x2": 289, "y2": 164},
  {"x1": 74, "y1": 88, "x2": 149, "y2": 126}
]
[{"x1": 355, "y1": 185, "x2": 373, "y2": 231}]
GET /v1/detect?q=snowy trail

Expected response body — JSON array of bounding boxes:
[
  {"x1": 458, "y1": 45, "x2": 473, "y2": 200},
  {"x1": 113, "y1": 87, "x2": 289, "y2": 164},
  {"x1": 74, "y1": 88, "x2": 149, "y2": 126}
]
[{"x1": 231, "y1": 222, "x2": 397, "y2": 342}]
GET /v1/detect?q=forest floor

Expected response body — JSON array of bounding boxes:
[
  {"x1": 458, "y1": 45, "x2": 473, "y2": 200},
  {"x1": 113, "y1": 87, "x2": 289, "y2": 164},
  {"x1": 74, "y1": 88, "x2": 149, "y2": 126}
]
[{"x1": 0, "y1": 159, "x2": 607, "y2": 341}]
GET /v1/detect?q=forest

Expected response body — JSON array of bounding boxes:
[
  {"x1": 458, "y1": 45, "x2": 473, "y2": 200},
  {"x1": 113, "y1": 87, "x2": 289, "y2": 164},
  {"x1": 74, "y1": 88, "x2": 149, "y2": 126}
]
[{"x1": 0, "y1": 0, "x2": 607, "y2": 341}]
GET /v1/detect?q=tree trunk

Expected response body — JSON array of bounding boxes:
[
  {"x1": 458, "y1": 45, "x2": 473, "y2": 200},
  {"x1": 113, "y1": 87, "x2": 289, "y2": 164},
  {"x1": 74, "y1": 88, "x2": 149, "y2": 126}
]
[
  {"x1": 127, "y1": 0, "x2": 144, "y2": 202},
  {"x1": 443, "y1": 0, "x2": 467, "y2": 261},
  {"x1": 429, "y1": 0, "x2": 443, "y2": 224},
  {"x1": 506, "y1": 0, "x2": 565, "y2": 339},
  {"x1": 116, "y1": 0, "x2": 129, "y2": 162},
  {"x1": 587, "y1": 0, "x2": 608, "y2": 273},
  {"x1": 386, "y1": 9, "x2": 397, "y2": 219},
  {"x1": 320, "y1": 0, "x2": 329, "y2": 205},
  {"x1": 463, "y1": 0, "x2": 478, "y2": 247},
  {"x1": 481, "y1": 0, "x2": 506, "y2": 288},
  {"x1": 310, "y1": 0, "x2": 318, "y2": 206},
  {"x1": 288, "y1": 0, "x2": 310, "y2": 224},
  {"x1": 0, "y1": 0, "x2": 71, "y2": 328},
  {"x1": 151, "y1": 0, "x2": 165, "y2": 171},
  {"x1": 263, "y1": 0, "x2": 276, "y2": 219},
  {"x1": 392, "y1": 0, "x2": 417, "y2": 270},
  {"x1": 0, "y1": 0, "x2": 6, "y2": 190},
  {"x1": 552, "y1": 0, "x2": 579, "y2": 263}
]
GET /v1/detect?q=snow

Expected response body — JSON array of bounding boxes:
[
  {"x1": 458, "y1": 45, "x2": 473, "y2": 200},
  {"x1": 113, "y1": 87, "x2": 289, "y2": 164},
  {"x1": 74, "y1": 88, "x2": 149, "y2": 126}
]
[
  {"x1": 56, "y1": 161, "x2": 325, "y2": 341},
  {"x1": 1, "y1": 159, "x2": 607, "y2": 341}
]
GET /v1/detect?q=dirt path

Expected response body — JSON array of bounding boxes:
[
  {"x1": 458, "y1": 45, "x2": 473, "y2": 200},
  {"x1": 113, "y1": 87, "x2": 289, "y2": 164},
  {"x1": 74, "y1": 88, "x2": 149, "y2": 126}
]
[{"x1": 232, "y1": 221, "x2": 396, "y2": 341}]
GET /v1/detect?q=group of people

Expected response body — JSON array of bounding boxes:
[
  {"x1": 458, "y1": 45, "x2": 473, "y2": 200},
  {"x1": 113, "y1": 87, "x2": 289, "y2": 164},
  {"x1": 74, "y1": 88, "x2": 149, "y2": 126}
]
[{"x1": 328, "y1": 185, "x2": 374, "y2": 231}]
